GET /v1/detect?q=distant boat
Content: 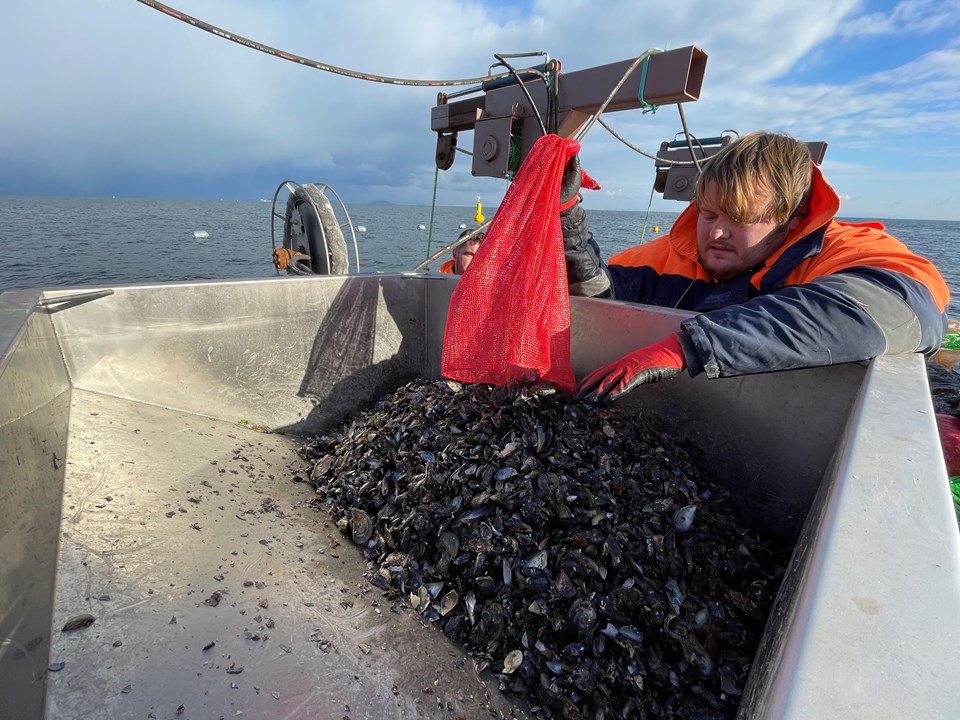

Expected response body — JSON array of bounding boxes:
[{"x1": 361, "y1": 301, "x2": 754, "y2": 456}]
[
  {"x1": 356, "y1": 226, "x2": 367, "y2": 233},
  {"x1": 193, "y1": 230, "x2": 210, "y2": 239},
  {"x1": 459, "y1": 223, "x2": 467, "y2": 229},
  {"x1": 259, "y1": 198, "x2": 270, "y2": 203},
  {"x1": 418, "y1": 224, "x2": 426, "y2": 230}
]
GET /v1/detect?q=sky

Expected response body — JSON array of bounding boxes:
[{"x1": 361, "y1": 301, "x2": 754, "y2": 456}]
[{"x1": 1, "y1": 0, "x2": 958, "y2": 220}]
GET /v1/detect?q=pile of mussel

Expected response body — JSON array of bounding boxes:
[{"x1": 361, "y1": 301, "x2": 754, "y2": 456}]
[{"x1": 300, "y1": 380, "x2": 791, "y2": 719}]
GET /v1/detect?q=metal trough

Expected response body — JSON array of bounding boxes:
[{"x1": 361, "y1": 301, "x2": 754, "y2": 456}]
[{"x1": 1, "y1": 274, "x2": 958, "y2": 719}]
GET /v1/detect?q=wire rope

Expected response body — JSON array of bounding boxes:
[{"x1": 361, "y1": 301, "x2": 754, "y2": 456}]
[
  {"x1": 574, "y1": 48, "x2": 661, "y2": 144},
  {"x1": 598, "y1": 117, "x2": 697, "y2": 166},
  {"x1": 677, "y1": 104, "x2": 703, "y2": 173},
  {"x1": 426, "y1": 166, "x2": 440, "y2": 259},
  {"x1": 492, "y1": 54, "x2": 548, "y2": 137},
  {"x1": 133, "y1": 0, "x2": 513, "y2": 87},
  {"x1": 411, "y1": 221, "x2": 492, "y2": 272},
  {"x1": 637, "y1": 182, "x2": 658, "y2": 244}
]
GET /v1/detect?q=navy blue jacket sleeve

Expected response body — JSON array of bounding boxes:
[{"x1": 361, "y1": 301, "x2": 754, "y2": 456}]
[{"x1": 679, "y1": 268, "x2": 947, "y2": 378}]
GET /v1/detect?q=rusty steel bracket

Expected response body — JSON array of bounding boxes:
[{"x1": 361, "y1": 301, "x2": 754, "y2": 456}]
[{"x1": 431, "y1": 46, "x2": 708, "y2": 178}]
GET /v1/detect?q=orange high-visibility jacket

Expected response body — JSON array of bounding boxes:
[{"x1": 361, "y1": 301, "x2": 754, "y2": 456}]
[{"x1": 565, "y1": 165, "x2": 949, "y2": 377}]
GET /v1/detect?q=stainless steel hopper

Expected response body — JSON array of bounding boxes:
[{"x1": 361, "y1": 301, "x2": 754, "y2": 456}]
[{"x1": 1, "y1": 274, "x2": 958, "y2": 719}]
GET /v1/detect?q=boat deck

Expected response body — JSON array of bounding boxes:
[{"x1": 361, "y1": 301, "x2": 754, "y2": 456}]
[{"x1": 47, "y1": 389, "x2": 529, "y2": 720}]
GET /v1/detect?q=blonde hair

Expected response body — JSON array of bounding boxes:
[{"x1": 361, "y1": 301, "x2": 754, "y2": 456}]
[{"x1": 694, "y1": 131, "x2": 812, "y2": 226}]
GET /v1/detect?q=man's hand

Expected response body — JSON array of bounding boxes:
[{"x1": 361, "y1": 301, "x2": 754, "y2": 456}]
[
  {"x1": 576, "y1": 334, "x2": 686, "y2": 403},
  {"x1": 560, "y1": 155, "x2": 582, "y2": 213},
  {"x1": 560, "y1": 154, "x2": 600, "y2": 213},
  {"x1": 560, "y1": 155, "x2": 607, "y2": 295}
]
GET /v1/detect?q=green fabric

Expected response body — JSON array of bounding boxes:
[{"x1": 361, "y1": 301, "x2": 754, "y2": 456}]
[
  {"x1": 951, "y1": 476, "x2": 960, "y2": 524},
  {"x1": 941, "y1": 333, "x2": 960, "y2": 350}
]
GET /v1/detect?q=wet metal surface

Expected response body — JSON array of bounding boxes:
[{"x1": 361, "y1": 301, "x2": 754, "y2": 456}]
[
  {"x1": 0, "y1": 296, "x2": 71, "y2": 720},
  {"x1": 47, "y1": 390, "x2": 530, "y2": 720}
]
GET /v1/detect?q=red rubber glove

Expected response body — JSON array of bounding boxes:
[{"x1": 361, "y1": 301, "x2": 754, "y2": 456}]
[{"x1": 576, "y1": 334, "x2": 686, "y2": 403}]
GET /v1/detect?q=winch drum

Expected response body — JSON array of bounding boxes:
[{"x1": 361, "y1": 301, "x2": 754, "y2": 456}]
[{"x1": 282, "y1": 184, "x2": 349, "y2": 275}]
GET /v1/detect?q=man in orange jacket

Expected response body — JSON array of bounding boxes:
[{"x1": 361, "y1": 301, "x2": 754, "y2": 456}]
[
  {"x1": 439, "y1": 229, "x2": 484, "y2": 275},
  {"x1": 561, "y1": 131, "x2": 950, "y2": 403}
]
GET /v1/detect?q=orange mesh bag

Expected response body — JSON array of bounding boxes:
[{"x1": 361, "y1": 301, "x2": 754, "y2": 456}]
[{"x1": 441, "y1": 134, "x2": 588, "y2": 393}]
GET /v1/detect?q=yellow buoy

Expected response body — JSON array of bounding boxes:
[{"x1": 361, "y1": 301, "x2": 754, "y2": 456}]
[
  {"x1": 653, "y1": 225, "x2": 660, "y2": 233},
  {"x1": 475, "y1": 196, "x2": 484, "y2": 224}
]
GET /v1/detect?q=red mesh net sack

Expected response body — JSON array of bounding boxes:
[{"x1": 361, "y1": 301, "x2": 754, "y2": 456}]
[{"x1": 441, "y1": 134, "x2": 591, "y2": 393}]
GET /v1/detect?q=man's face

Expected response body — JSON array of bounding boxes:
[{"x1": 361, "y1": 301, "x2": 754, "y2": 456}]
[
  {"x1": 696, "y1": 183, "x2": 799, "y2": 282},
  {"x1": 454, "y1": 241, "x2": 481, "y2": 275}
]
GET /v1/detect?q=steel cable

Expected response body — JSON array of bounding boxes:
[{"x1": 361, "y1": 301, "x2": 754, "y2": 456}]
[{"x1": 133, "y1": 0, "x2": 513, "y2": 87}]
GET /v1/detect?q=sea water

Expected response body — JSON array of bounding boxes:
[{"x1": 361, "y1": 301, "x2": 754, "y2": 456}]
[{"x1": 1, "y1": 196, "x2": 958, "y2": 318}]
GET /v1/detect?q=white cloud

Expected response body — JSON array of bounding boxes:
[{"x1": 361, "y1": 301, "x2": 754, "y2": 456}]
[
  {"x1": 0, "y1": 0, "x2": 957, "y2": 219},
  {"x1": 838, "y1": 0, "x2": 960, "y2": 38}
]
